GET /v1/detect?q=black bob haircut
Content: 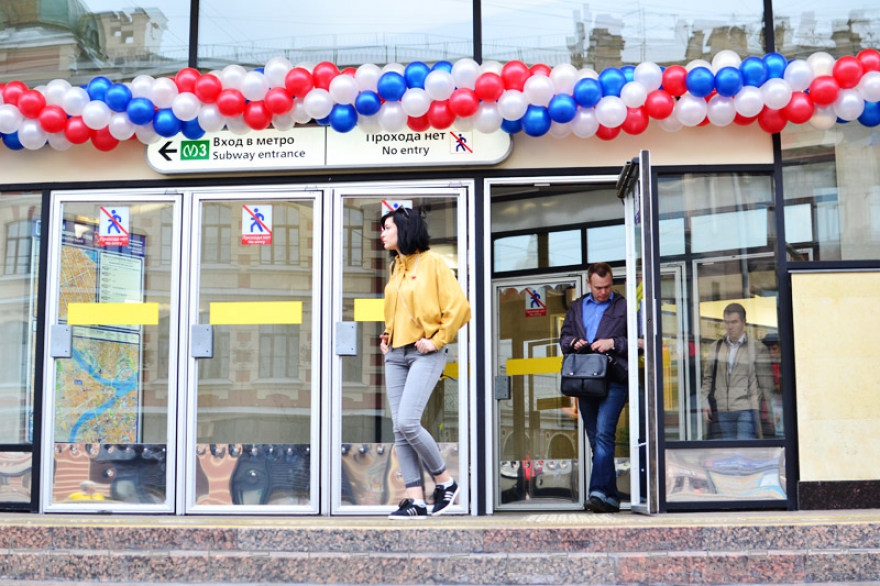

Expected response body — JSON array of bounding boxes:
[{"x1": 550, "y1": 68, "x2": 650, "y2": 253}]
[{"x1": 380, "y1": 206, "x2": 430, "y2": 256}]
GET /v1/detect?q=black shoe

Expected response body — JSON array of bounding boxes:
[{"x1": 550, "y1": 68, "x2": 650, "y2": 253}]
[
  {"x1": 430, "y1": 480, "x2": 459, "y2": 516},
  {"x1": 388, "y1": 498, "x2": 428, "y2": 520},
  {"x1": 587, "y1": 495, "x2": 620, "y2": 513}
]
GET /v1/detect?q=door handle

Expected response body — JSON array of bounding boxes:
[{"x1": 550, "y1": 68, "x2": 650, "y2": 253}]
[
  {"x1": 494, "y1": 375, "x2": 511, "y2": 400},
  {"x1": 191, "y1": 324, "x2": 213, "y2": 358},
  {"x1": 335, "y1": 322, "x2": 358, "y2": 356},
  {"x1": 50, "y1": 325, "x2": 72, "y2": 358}
]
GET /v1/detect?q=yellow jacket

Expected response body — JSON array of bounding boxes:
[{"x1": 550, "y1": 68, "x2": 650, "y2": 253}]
[{"x1": 384, "y1": 250, "x2": 471, "y2": 350}]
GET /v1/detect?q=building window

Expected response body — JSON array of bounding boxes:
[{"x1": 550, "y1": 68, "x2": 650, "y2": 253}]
[
  {"x1": 343, "y1": 206, "x2": 364, "y2": 267},
  {"x1": 200, "y1": 204, "x2": 231, "y2": 264},
  {"x1": 259, "y1": 325, "x2": 300, "y2": 379},
  {"x1": 4, "y1": 220, "x2": 33, "y2": 275},
  {"x1": 260, "y1": 205, "x2": 300, "y2": 266}
]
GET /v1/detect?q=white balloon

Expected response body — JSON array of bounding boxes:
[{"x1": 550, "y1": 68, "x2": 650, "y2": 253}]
[
  {"x1": 198, "y1": 104, "x2": 227, "y2": 133},
  {"x1": 329, "y1": 74, "x2": 360, "y2": 105},
  {"x1": 633, "y1": 62, "x2": 663, "y2": 91},
  {"x1": 783, "y1": 59, "x2": 814, "y2": 92},
  {"x1": 264, "y1": 57, "x2": 293, "y2": 88},
  {"x1": 686, "y1": 59, "x2": 713, "y2": 72},
  {"x1": 0, "y1": 104, "x2": 24, "y2": 133},
  {"x1": 578, "y1": 68, "x2": 599, "y2": 80},
  {"x1": 674, "y1": 94, "x2": 708, "y2": 126},
  {"x1": 571, "y1": 107, "x2": 599, "y2": 138},
  {"x1": 400, "y1": 88, "x2": 431, "y2": 117},
  {"x1": 658, "y1": 115, "x2": 683, "y2": 132},
  {"x1": 424, "y1": 70, "x2": 455, "y2": 101},
  {"x1": 130, "y1": 75, "x2": 155, "y2": 100},
  {"x1": 762, "y1": 78, "x2": 793, "y2": 110},
  {"x1": 48, "y1": 132, "x2": 72, "y2": 151},
  {"x1": 452, "y1": 58, "x2": 481, "y2": 90},
  {"x1": 172, "y1": 92, "x2": 201, "y2": 121},
  {"x1": 620, "y1": 81, "x2": 648, "y2": 108},
  {"x1": 45, "y1": 79, "x2": 72, "y2": 106},
  {"x1": 221, "y1": 64, "x2": 247, "y2": 89},
  {"x1": 858, "y1": 71, "x2": 880, "y2": 102},
  {"x1": 455, "y1": 115, "x2": 475, "y2": 132},
  {"x1": 292, "y1": 98, "x2": 312, "y2": 124},
  {"x1": 712, "y1": 50, "x2": 743, "y2": 72},
  {"x1": 82, "y1": 100, "x2": 112, "y2": 130},
  {"x1": 734, "y1": 86, "x2": 765, "y2": 117},
  {"x1": 62, "y1": 87, "x2": 90, "y2": 116},
  {"x1": 135, "y1": 122, "x2": 160, "y2": 144},
  {"x1": 377, "y1": 102, "x2": 407, "y2": 132},
  {"x1": 480, "y1": 60, "x2": 503, "y2": 75},
  {"x1": 357, "y1": 113, "x2": 383, "y2": 133},
  {"x1": 151, "y1": 77, "x2": 179, "y2": 109},
  {"x1": 271, "y1": 111, "x2": 296, "y2": 131},
  {"x1": 497, "y1": 90, "x2": 529, "y2": 120},
  {"x1": 595, "y1": 96, "x2": 627, "y2": 127},
  {"x1": 550, "y1": 63, "x2": 579, "y2": 95},
  {"x1": 355, "y1": 64, "x2": 382, "y2": 92},
  {"x1": 18, "y1": 119, "x2": 48, "y2": 150},
  {"x1": 225, "y1": 115, "x2": 251, "y2": 135},
  {"x1": 303, "y1": 88, "x2": 333, "y2": 119},
  {"x1": 473, "y1": 102, "x2": 502, "y2": 133},
  {"x1": 809, "y1": 104, "x2": 837, "y2": 130},
  {"x1": 807, "y1": 52, "x2": 835, "y2": 77},
  {"x1": 833, "y1": 88, "x2": 865, "y2": 121},
  {"x1": 108, "y1": 112, "x2": 135, "y2": 140},
  {"x1": 382, "y1": 63, "x2": 405, "y2": 75},
  {"x1": 707, "y1": 95, "x2": 737, "y2": 126},
  {"x1": 523, "y1": 75, "x2": 555, "y2": 106},
  {"x1": 241, "y1": 71, "x2": 269, "y2": 101},
  {"x1": 548, "y1": 121, "x2": 572, "y2": 138}
]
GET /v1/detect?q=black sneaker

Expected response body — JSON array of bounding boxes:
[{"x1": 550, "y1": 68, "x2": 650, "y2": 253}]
[
  {"x1": 388, "y1": 498, "x2": 428, "y2": 520},
  {"x1": 430, "y1": 480, "x2": 459, "y2": 516}
]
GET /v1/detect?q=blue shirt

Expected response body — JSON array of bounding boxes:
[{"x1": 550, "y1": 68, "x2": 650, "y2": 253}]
[{"x1": 582, "y1": 292, "x2": 614, "y2": 342}]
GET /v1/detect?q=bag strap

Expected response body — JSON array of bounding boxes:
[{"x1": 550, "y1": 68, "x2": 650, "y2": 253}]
[{"x1": 709, "y1": 338, "x2": 723, "y2": 402}]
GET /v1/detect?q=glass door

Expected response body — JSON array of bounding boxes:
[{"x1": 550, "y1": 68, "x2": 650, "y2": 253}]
[{"x1": 329, "y1": 187, "x2": 471, "y2": 515}]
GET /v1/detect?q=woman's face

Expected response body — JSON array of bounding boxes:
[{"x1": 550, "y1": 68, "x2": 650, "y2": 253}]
[{"x1": 381, "y1": 216, "x2": 399, "y2": 252}]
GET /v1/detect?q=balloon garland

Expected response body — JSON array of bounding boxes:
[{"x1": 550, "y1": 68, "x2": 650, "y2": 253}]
[{"x1": 1, "y1": 49, "x2": 880, "y2": 152}]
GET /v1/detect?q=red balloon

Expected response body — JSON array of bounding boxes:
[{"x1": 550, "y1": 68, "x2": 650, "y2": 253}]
[
  {"x1": 698, "y1": 116, "x2": 711, "y2": 126},
  {"x1": 64, "y1": 116, "x2": 91, "y2": 144},
  {"x1": 858, "y1": 48, "x2": 880, "y2": 73},
  {"x1": 17, "y1": 89, "x2": 46, "y2": 118},
  {"x1": 733, "y1": 113, "x2": 757, "y2": 125},
  {"x1": 2, "y1": 80, "x2": 28, "y2": 106},
  {"x1": 501, "y1": 60, "x2": 530, "y2": 91},
  {"x1": 644, "y1": 89, "x2": 674, "y2": 119},
  {"x1": 529, "y1": 63, "x2": 551, "y2": 77},
  {"x1": 264, "y1": 87, "x2": 293, "y2": 115},
  {"x1": 175, "y1": 67, "x2": 201, "y2": 93},
  {"x1": 285, "y1": 67, "x2": 314, "y2": 98},
  {"x1": 832, "y1": 56, "x2": 863, "y2": 89},
  {"x1": 782, "y1": 91, "x2": 814, "y2": 124},
  {"x1": 312, "y1": 62, "x2": 340, "y2": 91},
  {"x1": 662, "y1": 65, "x2": 688, "y2": 97},
  {"x1": 757, "y1": 107, "x2": 787, "y2": 134},
  {"x1": 341, "y1": 67, "x2": 357, "y2": 77},
  {"x1": 38, "y1": 105, "x2": 67, "y2": 134},
  {"x1": 595, "y1": 124, "x2": 621, "y2": 141},
  {"x1": 622, "y1": 107, "x2": 649, "y2": 135},
  {"x1": 448, "y1": 88, "x2": 479, "y2": 117},
  {"x1": 474, "y1": 73, "x2": 504, "y2": 102},
  {"x1": 243, "y1": 101, "x2": 272, "y2": 130},
  {"x1": 194, "y1": 74, "x2": 222, "y2": 103},
  {"x1": 90, "y1": 127, "x2": 119, "y2": 152},
  {"x1": 809, "y1": 76, "x2": 840, "y2": 106},
  {"x1": 216, "y1": 89, "x2": 246, "y2": 117},
  {"x1": 426, "y1": 100, "x2": 456, "y2": 130},
  {"x1": 407, "y1": 114, "x2": 430, "y2": 132}
]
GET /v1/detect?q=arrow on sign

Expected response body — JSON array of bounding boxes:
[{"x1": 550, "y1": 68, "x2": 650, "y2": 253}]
[{"x1": 159, "y1": 142, "x2": 178, "y2": 161}]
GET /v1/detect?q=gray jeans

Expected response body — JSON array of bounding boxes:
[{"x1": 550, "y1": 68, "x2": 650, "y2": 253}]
[{"x1": 384, "y1": 344, "x2": 448, "y2": 488}]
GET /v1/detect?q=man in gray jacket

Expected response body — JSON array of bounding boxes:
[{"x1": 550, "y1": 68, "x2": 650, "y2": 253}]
[{"x1": 700, "y1": 303, "x2": 775, "y2": 440}]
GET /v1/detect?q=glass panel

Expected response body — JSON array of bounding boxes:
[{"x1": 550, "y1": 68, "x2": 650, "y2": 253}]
[
  {"x1": 0, "y1": 193, "x2": 40, "y2": 444},
  {"x1": 340, "y1": 196, "x2": 462, "y2": 507},
  {"x1": 659, "y1": 218, "x2": 686, "y2": 257},
  {"x1": 481, "y1": 0, "x2": 765, "y2": 67},
  {"x1": 666, "y1": 447, "x2": 786, "y2": 501},
  {"x1": 0, "y1": 1, "x2": 189, "y2": 86},
  {"x1": 690, "y1": 209, "x2": 768, "y2": 253},
  {"x1": 659, "y1": 267, "x2": 688, "y2": 441},
  {"x1": 494, "y1": 234, "x2": 537, "y2": 272},
  {"x1": 0, "y1": 452, "x2": 31, "y2": 503},
  {"x1": 197, "y1": 1, "x2": 473, "y2": 68},
  {"x1": 52, "y1": 201, "x2": 174, "y2": 505},
  {"x1": 773, "y1": 1, "x2": 880, "y2": 59},
  {"x1": 195, "y1": 200, "x2": 314, "y2": 506},
  {"x1": 587, "y1": 224, "x2": 625, "y2": 263},
  {"x1": 548, "y1": 230, "x2": 581, "y2": 267}
]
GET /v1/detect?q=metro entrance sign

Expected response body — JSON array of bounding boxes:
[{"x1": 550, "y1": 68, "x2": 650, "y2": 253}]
[{"x1": 146, "y1": 126, "x2": 512, "y2": 174}]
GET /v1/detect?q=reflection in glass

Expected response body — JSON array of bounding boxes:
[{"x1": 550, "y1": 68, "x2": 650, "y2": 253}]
[
  {"x1": 53, "y1": 443, "x2": 165, "y2": 504},
  {"x1": 666, "y1": 447, "x2": 786, "y2": 501},
  {"x1": 773, "y1": 2, "x2": 880, "y2": 59},
  {"x1": 0, "y1": 452, "x2": 32, "y2": 503}
]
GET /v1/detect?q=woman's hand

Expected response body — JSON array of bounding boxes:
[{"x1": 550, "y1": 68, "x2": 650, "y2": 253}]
[
  {"x1": 379, "y1": 333, "x2": 389, "y2": 355},
  {"x1": 415, "y1": 337, "x2": 437, "y2": 354}
]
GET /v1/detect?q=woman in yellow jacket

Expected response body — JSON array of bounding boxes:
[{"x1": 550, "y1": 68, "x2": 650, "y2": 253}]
[{"x1": 378, "y1": 206, "x2": 471, "y2": 520}]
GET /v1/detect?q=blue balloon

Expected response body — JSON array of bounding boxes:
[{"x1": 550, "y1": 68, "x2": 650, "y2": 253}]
[
  {"x1": 329, "y1": 104, "x2": 358, "y2": 133},
  {"x1": 741, "y1": 56, "x2": 769, "y2": 87},
  {"x1": 715, "y1": 66, "x2": 744, "y2": 98},
  {"x1": 598, "y1": 68, "x2": 626, "y2": 97},
  {"x1": 127, "y1": 97, "x2": 155, "y2": 125},
  {"x1": 404, "y1": 62, "x2": 430, "y2": 89},
  {"x1": 859, "y1": 101, "x2": 880, "y2": 127},
  {"x1": 686, "y1": 66, "x2": 715, "y2": 98},
  {"x1": 254, "y1": 67, "x2": 264, "y2": 74},
  {"x1": 763, "y1": 52, "x2": 788, "y2": 79},
  {"x1": 181, "y1": 118, "x2": 205, "y2": 140},
  {"x1": 520, "y1": 105, "x2": 551, "y2": 137},
  {"x1": 355, "y1": 91, "x2": 382, "y2": 116},
  {"x1": 836, "y1": 117, "x2": 850, "y2": 124},
  {"x1": 316, "y1": 115, "x2": 331, "y2": 126},
  {"x1": 432, "y1": 61, "x2": 453, "y2": 73},
  {"x1": 153, "y1": 109, "x2": 182, "y2": 137},
  {"x1": 3, "y1": 131, "x2": 24, "y2": 150},
  {"x1": 105, "y1": 83, "x2": 133, "y2": 112},
  {"x1": 548, "y1": 94, "x2": 577, "y2": 123},
  {"x1": 500, "y1": 118, "x2": 522, "y2": 134},
  {"x1": 87, "y1": 76, "x2": 112, "y2": 101},
  {"x1": 573, "y1": 78, "x2": 603, "y2": 108},
  {"x1": 621, "y1": 65, "x2": 636, "y2": 83},
  {"x1": 377, "y1": 72, "x2": 407, "y2": 102}
]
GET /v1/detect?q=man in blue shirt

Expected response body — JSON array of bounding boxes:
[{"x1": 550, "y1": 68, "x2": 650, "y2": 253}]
[{"x1": 559, "y1": 262, "x2": 629, "y2": 513}]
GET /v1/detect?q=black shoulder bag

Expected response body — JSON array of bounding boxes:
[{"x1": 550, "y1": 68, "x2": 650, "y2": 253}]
[{"x1": 560, "y1": 350, "x2": 610, "y2": 398}]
